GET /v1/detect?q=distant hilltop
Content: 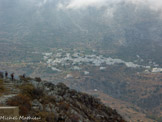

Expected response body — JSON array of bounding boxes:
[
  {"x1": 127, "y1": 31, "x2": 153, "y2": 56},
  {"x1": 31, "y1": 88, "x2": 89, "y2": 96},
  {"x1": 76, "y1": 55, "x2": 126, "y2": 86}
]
[{"x1": 0, "y1": 75, "x2": 126, "y2": 122}]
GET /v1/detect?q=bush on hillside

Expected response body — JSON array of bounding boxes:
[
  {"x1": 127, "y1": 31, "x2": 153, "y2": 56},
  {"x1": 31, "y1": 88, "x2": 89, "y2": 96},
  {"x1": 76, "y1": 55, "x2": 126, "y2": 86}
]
[
  {"x1": 7, "y1": 94, "x2": 31, "y2": 116},
  {"x1": 35, "y1": 77, "x2": 42, "y2": 82},
  {"x1": 19, "y1": 75, "x2": 33, "y2": 82},
  {"x1": 19, "y1": 84, "x2": 44, "y2": 99},
  {"x1": 0, "y1": 79, "x2": 5, "y2": 95}
]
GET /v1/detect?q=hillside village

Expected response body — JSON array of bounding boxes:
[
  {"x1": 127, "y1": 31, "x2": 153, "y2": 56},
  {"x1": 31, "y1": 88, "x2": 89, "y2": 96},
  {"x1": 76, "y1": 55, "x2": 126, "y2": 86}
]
[{"x1": 42, "y1": 49, "x2": 162, "y2": 73}]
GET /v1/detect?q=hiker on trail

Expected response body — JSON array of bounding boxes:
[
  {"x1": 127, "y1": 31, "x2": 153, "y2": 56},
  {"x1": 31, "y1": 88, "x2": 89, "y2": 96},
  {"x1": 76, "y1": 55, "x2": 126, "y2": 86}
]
[
  {"x1": 22, "y1": 74, "x2": 26, "y2": 78},
  {"x1": 5, "y1": 71, "x2": 8, "y2": 78},
  {"x1": 11, "y1": 73, "x2": 14, "y2": 81}
]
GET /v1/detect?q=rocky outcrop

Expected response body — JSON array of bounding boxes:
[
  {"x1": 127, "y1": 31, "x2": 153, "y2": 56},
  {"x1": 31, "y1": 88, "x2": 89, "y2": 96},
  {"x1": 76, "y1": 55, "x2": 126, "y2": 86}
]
[{"x1": 29, "y1": 80, "x2": 126, "y2": 122}]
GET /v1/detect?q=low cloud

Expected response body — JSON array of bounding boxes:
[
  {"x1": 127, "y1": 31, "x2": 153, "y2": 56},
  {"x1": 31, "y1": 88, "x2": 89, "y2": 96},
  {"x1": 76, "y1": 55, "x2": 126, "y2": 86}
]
[
  {"x1": 57, "y1": 0, "x2": 162, "y2": 11},
  {"x1": 37, "y1": 0, "x2": 48, "y2": 7},
  {"x1": 147, "y1": 0, "x2": 162, "y2": 11},
  {"x1": 66, "y1": 0, "x2": 107, "y2": 9},
  {"x1": 57, "y1": 0, "x2": 113, "y2": 10}
]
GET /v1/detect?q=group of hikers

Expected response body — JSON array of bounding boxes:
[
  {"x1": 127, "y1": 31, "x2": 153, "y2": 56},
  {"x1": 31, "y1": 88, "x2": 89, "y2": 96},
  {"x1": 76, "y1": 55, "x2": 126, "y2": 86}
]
[{"x1": 0, "y1": 71, "x2": 25, "y2": 81}]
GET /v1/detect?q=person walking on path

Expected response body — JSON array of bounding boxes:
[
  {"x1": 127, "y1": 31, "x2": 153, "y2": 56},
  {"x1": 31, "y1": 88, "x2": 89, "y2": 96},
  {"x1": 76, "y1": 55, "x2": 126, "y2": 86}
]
[
  {"x1": 11, "y1": 73, "x2": 14, "y2": 81},
  {"x1": 22, "y1": 74, "x2": 26, "y2": 79},
  {"x1": 5, "y1": 71, "x2": 8, "y2": 78}
]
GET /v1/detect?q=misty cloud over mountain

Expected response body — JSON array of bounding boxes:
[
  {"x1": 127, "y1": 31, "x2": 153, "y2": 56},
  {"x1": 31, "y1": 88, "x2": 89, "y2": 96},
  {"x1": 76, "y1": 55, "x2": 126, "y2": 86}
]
[
  {"x1": 57, "y1": 0, "x2": 162, "y2": 10},
  {"x1": 0, "y1": 0, "x2": 162, "y2": 64}
]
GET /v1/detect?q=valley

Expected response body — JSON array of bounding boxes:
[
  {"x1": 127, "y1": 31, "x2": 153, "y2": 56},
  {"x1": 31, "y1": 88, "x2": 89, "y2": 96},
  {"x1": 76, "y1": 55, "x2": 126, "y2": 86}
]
[{"x1": 0, "y1": 46, "x2": 161, "y2": 122}]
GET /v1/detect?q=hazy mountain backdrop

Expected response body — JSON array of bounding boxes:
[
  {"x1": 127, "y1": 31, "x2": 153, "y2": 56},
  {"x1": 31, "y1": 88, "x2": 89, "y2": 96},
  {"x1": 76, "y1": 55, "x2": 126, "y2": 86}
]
[{"x1": 0, "y1": 0, "x2": 162, "y2": 64}]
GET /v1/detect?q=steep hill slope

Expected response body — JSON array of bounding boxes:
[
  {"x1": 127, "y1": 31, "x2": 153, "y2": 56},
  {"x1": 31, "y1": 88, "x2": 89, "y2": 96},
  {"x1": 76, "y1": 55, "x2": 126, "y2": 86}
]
[{"x1": 0, "y1": 77, "x2": 126, "y2": 122}]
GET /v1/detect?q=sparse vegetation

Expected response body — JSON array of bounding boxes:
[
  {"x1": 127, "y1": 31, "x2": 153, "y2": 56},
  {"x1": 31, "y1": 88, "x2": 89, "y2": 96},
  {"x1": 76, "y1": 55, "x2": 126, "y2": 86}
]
[
  {"x1": 35, "y1": 77, "x2": 42, "y2": 82},
  {"x1": 4, "y1": 77, "x2": 125, "y2": 122},
  {"x1": 0, "y1": 78, "x2": 5, "y2": 96},
  {"x1": 146, "y1": 114, "x2": 162, "y2": 122},
  {"x1": 7, "y1": 94, "x2": 31, "y2": 115},
  {"x1": 19, "y1": 83, "x2": 44, "y2": 100},
  {"x1": 35, "y1": 112, "x2": 55, "y2": 122}
]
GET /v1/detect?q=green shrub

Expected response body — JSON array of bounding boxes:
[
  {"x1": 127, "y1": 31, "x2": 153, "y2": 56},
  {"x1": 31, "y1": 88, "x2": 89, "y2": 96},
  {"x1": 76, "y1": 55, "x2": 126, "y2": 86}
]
[
  {"x1": 19, "y1": 84, "x2": 35, "y2": 98},
  {"x1": 19, "y1": 76, "x2": 33, "y2": 82},
  {"x1": 58, "y1": 101, "x2": 70, "y2": 111},
  {"x1": 19, "y1": 84, "x2": 44, "y2": 99},
  {"x1": 35, "y1": 77, "x2": 42, "y2": 82},
  {"x1": 7, "y1": 94, "x2": 31, "y2": 116}
]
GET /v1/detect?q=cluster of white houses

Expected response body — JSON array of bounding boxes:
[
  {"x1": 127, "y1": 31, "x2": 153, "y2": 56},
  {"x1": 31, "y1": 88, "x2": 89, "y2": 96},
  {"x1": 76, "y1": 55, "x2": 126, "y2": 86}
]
[{"x1": 42, "y1": 50, "x2": 162, "y2": 73}]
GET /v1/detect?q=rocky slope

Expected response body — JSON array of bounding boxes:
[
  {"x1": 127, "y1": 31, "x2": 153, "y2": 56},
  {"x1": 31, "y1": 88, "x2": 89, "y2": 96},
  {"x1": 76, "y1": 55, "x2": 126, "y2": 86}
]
[{"x1": 0, "y1": 77, "x2": 126, "y2": 122}]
